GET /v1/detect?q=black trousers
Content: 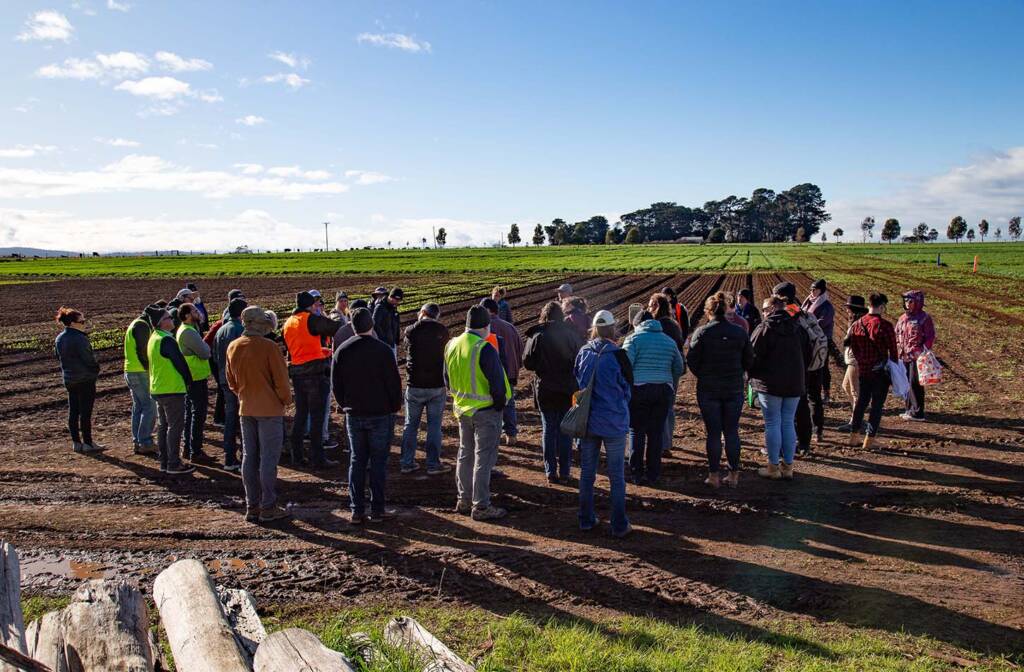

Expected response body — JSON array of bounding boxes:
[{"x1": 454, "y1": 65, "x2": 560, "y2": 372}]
[
  {"x1": 65, "y1": 379, "x2": 97, "y2": 444},
  {"x1": 795, "y1": 368, "x2": 825, "y2": 449},
  {"x1": 852, "y1": 375, "x2": 890, "y2": 436},
  {"x1": 905, "y1": 361, "x2": 925, "y2": 418},
  {"x1": 210, "y1": 359, "x2": 226, "y2": 424},
  {"x1": 183, "y1": 380, "x2": 209, "y2": 458},
  {"x1": 628, "y1": 383, "x2": 673, "y2": 484}
]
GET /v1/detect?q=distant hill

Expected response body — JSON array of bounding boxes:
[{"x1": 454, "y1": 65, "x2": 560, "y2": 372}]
[{"x1": 0, "y1": 247, "x2": 78, "y2": 257}]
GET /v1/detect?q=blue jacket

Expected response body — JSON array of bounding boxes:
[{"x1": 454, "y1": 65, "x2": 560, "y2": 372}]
[
  {"x1": 622, "y1": 320, "x2": 684, "y2": 387},
  {"x1": 215, "y1": 318, "x2": 245, "y2": 384},
  {"x1": 575, "y1": 339, "x2": 632, "y2": 437},
  {"x1": 55, "y1": 327, "x2": 100, "y2": 385}
]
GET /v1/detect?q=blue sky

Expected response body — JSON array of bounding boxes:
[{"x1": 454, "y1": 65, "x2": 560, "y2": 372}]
[{"x1": 1, "y1": 0, "x2": 1022, "y2": 251}]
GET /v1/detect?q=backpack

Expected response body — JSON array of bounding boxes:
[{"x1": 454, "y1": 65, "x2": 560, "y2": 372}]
[{"x1": 794, "y1": 310, "x2": 828, "y2": 371}]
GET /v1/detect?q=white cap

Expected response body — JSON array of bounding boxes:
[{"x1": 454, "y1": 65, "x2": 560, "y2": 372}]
[
  {"x1": 592, "y1": 310, "x2": 615, "y2": 328},
  {"x1": 557, "y1": 283, "x2": 573, "y2": 294}
]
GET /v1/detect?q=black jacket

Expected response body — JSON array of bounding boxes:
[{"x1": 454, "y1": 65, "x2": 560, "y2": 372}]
[
  {"x1": 372, "y1": 301, "x2": 401, "y2": 347},
  {"x1": 687, "y1": 317, "x2": 753, "y2": 397},
  {"x1": 333, "y1": 335, "x2": 402, "y2": 416},
  {"x1": 523, "y1": 320, "x2": 583, "y2": 412},
  {"x1": 748, "y1": 309, "x2": 809, "y2": 398},
  {"x1": 54, "y1": 327, "x2": 100, "y2": 385},
  {"x1": 404, "y1": 318, "x2": 450, "y2": 389},
  {"x1": 658, "y1": 317, "x2": 684, "y2": 352}
]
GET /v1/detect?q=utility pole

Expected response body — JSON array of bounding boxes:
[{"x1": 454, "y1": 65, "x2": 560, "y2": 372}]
[
  {"x1": 323, "y1": 221, "x2": 329, "y2": 251},
  {"x1": 432, "y1": 226, "x2": 436, "y2": 249}
]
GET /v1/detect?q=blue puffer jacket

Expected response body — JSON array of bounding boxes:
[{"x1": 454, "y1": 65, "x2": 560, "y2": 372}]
[
  {"x1": 575, "y1": 339, "x2": 632, "y2": 437},
  {"x1": 215, "y1": 318, "x2": 245, "y2": 385},
  {"x1": 622, "y1": 320, "x2": 684, "y2": 387}
]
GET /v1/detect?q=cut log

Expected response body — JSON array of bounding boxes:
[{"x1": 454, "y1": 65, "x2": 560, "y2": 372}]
[
  {"x1": 217, "y1": 587, "x2": 266, "y2": 658},
  {"x1": 152, "y1": 560, "x2": 250, "y2": 672},
  {"x1": 253, "y1": 628, "x2": 355, "y2": 672},
  {"x1": 383, "y1": 617, "x2": 475, "y2": 672},
  {"x1": 24, "y1": 613, "x2": 64, "y2": 672},
  {"x1": 0, "y1": 543, "x2": 27, "y2": 672},
  {"x1": 0, "y1": 643, "x2": 51, "y2": 672},
  {"x1": 60, "y1": 580, "x2": 155, "y2": 672}
]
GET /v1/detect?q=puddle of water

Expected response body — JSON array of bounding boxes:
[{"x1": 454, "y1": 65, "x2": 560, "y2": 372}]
[{"x1": 21, "y1": 556, "x2": 111, "y2": 581}]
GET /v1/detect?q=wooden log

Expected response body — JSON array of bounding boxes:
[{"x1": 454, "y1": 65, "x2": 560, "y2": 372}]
[
  {"x1": 253, "y1": 629, "x2": 355, "y2": 672},
  {"x1": 0, "y1": 643, "x2": 51, "y2": 672},
  {"x1": 0, "y1": 542, "x2": 28, "y2": 672},
  {"x1": 60, "y1": 580, "x2": 155, "y2": 672},
  {"x1": 152, "y1": 560, "x2": 250, "y2": 672},
  {"x1": 383, "y1": 617, "x2": 475, "y2": 672},
  {"x1": 217, "y1": 587, "x2": 266, "y2": 658},
  {"x1": 24, "y1": 613, "x2": 64, "y2": 672}
]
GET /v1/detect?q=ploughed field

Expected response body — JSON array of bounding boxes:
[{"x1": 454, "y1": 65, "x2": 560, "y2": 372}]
[{"x1": 0, "y1": 269, "x2": 1022, "y2": 660}]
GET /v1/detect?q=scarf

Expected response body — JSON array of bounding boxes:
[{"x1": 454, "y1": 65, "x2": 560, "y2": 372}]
[{"x1": 807, "y1": 291, "x2": 829, "y2": 316}]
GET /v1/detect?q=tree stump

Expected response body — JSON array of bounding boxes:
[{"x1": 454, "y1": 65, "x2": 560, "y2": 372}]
[
  {"x1": 217, "y1": 587, "x2": 266, "y2": 658},
  {"x1": 253, "y1": 629, "x2": 355, "y2": 672},
  {"x1": 24, "y1": 613, "x2": 64, "y2": 672},
  {"x1": 60, "y1": 580, "x2": 155, "y2": 671},
  {"x1": 0, "y1": 542, "x2": 27, "y2": 672},
  {"x1": 383, "y1": 617, "x2": 475, "y2": 672}
]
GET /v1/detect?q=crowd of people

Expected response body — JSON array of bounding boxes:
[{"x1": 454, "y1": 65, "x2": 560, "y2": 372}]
[{"x1": 53, "y1": 277, "x2": 937, "y2": 534}]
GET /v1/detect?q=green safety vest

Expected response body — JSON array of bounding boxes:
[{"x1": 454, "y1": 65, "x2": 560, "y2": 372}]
[
  {"x1": 147, "y1": 330, "x2": 187, "y2": 395},
  {"x1": 123, "y1": 317, "x2": 149, "y2": 373},
  {"x1": 444, "y1": 331, "x2": 511, "y2": 417},
  {"x1": 175, "y1": 323, "x2": 211, "y2": 381}
]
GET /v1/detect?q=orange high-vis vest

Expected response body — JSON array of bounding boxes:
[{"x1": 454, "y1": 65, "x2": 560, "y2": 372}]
[
  {"x1": 282, "y1": 312, "x2": 329, "y2": 366},
  {"x1": 485, "y1": 333, "x2": 500, "y2": 353},
  {"x1": 674, "y1": 303, "x2": 684, "y2": 327}
]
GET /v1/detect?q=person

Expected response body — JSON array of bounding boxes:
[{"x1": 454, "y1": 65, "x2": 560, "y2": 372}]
[
  {"x1": 400, "y1": 303, "x2": 451, "y2": 475},
  {"x1": 648, "y1": 293, "x2": 683, "y2": 457},
  {"x1": 725, "y1": 294, "x2": 750, "y2": 333},
  {"x1": 563, "y1": 296, "x2": 590, "y2": 341},
  {"x1": 176, "y1": 303, "x2": 212, "y2": 462},
  {"x1": 662, "y1": 286, "x2": 690, "y2": 341},
  {"x1": 840, "y1": 293, "x2": 898, "y2": 449},
  {"x1": 124, "y1": 306, "x2": 161, "y2": 455},
  {"x1": 215, "y1": 297, "x2": 248, "y2": 471},
  {"x1": 369, "y1": 286, "x2": 388, "y2": 310},
  {"x1": 896, "y1": 290, "x2": 935, "y2": 421},
  {"x1": 207, "y1": 289, "x2": 246, "y2": 426},
  {"x1": 334, "y1": 307, "x2": 402, "y2": 524},
  {"x1": 147, "y1": 307, "x2": 195, "y2": 475},
  {"x1": 556, "y1": 283, "x2": 574, "y2": 303},
  {"x1": 749, "y1": 296, "x2": 809, "y2": 480},
  {"x1": 492, "y1": 286, "x2": 514, "y2": 323},
  {"x1": 55, "y1": 307, "x2": 102, "y2": 454},
  {"x1": 330, "y1": 291, "x2": 350, "y2": 329},
  {"x1": 523, "y1": 301, "x2": 583, "y2": 484},
  {"x1": 307, "y1": 289, "x2": 339, "y2": 451},
  {"x1": 186, "y1": 282, "x2": 209, "y2": 333},
  {"x1": 282, "y1": 291, "x2": 342, "y2": 469},
  {"x1": 226, "y1": 306, "x2": 292, "y2": 524},
  {"x1": 840, "y1": 295, "x2": 869, "y2": 414},
  {"x1": 334, "y1": 299, "x2": 369, "y2": 346},
  {"x1": 574, "y1": 310, "x2": 633, "y2": 538},
  {"x1": 372, "y1": 287, "x2": 404, "y2": 356},
  {"x1": 687, "y1": 292, "x2": 754, "y2": 488},
  {"x1": 735, "y1": 288, "x2": 761, "y2": 332},
  {"x1": 482, "y1": 298, "x2": 524, "y2": 446},
  {"x1": 445, "y1": 306, "x2": 512, "y2": 521},
  {"x1": 622, "y1": 311, "x2": 684, "y2": 486},
  {"x1": 801, "y1": 279, "x2": 836, "y2": 405},
  {"x1": 775, "y1": 281, "x2": 827, "y2": 456}
]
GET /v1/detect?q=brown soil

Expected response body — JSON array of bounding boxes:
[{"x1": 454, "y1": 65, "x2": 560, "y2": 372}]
[{"x1": 1, "y1": 272, "x2": 1022, "y2": 657}]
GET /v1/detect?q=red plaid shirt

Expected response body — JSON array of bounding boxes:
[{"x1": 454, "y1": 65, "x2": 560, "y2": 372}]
[{"x1": 847, "y1": 314, "x2": 897, "y2": 380}]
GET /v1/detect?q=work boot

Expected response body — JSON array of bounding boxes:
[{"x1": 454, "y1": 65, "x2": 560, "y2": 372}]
[
  {"x1": 454, "y1": 500, "x2": 472, "y2": 515},
  {"x1": 703, "y1": 472, "x2": 721, "y2": 489},
  {"x1": 401, "y1": 463, "x2": 421, "y2": 475},
  {"x1": 757, "y1": 463, "x2": 782, "y2": 480},
  {"x1": 426, "y1": 464, "x2": 452, "y2": 476},
  {"x1": 135, "y1": 443, "x2": 157, "y2": 456},
  {"x1": 259, "y1": 505, "x2": 290, "y2": 523},
  {"x1": 780, "y1": 462, "x2": 794, "y2": 480},
  {"x1": 471, "y1": 505, "x2": 508, "y2": 521},
  {"x1": 244, "y1": 508, "x2": 260, "y2": 523},
  {"x1": 72, "y1": 441, "x2": 84, "y2": 453},
  {"x1": 80, "y1": 443, "x2": 105, "y2": 454}
]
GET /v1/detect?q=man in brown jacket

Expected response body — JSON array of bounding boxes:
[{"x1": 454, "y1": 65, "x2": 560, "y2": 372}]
[{"x1": 226, "y1": 306, "x2": 293, "y2": 524}]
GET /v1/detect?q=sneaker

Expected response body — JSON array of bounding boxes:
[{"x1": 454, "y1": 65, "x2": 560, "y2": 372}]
[
  {"x1": 613, "y1": 524, "x2": 633, "y2": 539},
  {"x1": 72, "y1": 441, "x2": 84, "y2": 453},
  {"x1": 312, "y1": 458, "x2": 340, "y2": 469},
  {"x1": 471, "y1": 505, "x2": 508, "y2": 521},
  {"x1": 259, "y1": 505, "x2": 290, "y2": 523},
  {"x1": 350, "y1": 512, "x2": 366, "y2": 525},
  {"x1": 80, "y1": 443, "x2": 105, "y2": 454},
  {"x1": 455, "y1": 501, "x2": 472, "y2": 515},
  {"x1": 401, "y1": 463, "x2": 421, "y2": 475},
  {"x1": 547, "y1": 475, "x2": 561, "y2": 485},
  {"x1": 367, "y1": 510, "x2": 391, "y2": 524},
  {"x1": 166, "y1": 464, "x2": 196, "y2": 475},
  {"x1": 323, "y1": 438, "x2": 339, "y2": 450},
  {"x1": 900, "y1": 412, "x2": 925, "y2": 422},
  {"x1": 244, "y1": 508, "x2": 259, "y2": 523},
  {"x1": 836, "y1": 422, "x2": 854, "y2": 433},
  {"x1": 426, "y1": 464, "x2": 452, "y2": 475},
  {"x1": 224, "y1": 463, "x2": 241, "y2": 473},
  {"x1": 135, "y1": 443, "x2": 157, "y2": 456}
]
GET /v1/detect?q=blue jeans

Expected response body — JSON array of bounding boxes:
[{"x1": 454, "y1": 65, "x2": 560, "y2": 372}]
[
  {"x1": 579, "y1": 435, "x2": 629, "y2": 536},
  {"x1": 757, "y1": 393, "x2": 799, "y2": 465},
  {"x1": 347, "y1": 414, "x2": 394, "y2": 516},
  {"x1": 222, "y1": 386, "x2": 241, "y2": 466},
  {"x1": 291, "y1": 374, "x2": 329, "y2": 464},
  {"x1": 240, "y1": 416, "x2": 283, "y2": 509},
  {"x1": 125, "y1": 372, "x2": 156, "y2": 446},
  {"x1": 503, "y1": 381, "x2": 518, "y2": 437},
  {"x1": 400, "y1": 387, "x2": 445, "y2": 469},
  {"x1": 183, "y1": 379, "x2": 208, "y2": 458},
  {"x1": 697, "y1": 391, "x2": 744, "y2": 473},
  {"x1": 305, "y1": 375, "x2": 333, "y2": 439},
  {"x1": 540, "y1": 409, "x2": 571, "y2": 479}
]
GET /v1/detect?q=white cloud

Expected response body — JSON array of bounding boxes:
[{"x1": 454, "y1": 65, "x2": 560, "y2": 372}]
[
  {"x1": 303, "y1": 170, "x2": 331, "y2": 181},
  {"x1": 155, "y1": 51, "x2": 212, "y2": 72},
  {"x1": 268, "y1": 51, "x2": 310, "y2": 69},
  {"x1": 36, "y1": 58, "x2": 102, "y2": 80},
  {"x1": 37, "y1": 51, "x2": 150, "y2": 80},
  {"x1": 261, "y1": 72, "x2": 311, "y2": 89},
  {"x1": 107, "y1": 0, "x2": 131, "y2": 11},
  {"x1": 115, "y1": 76, "x2": 191, "y2": 100},
  {"x1": 95, "y1": 51, "x2": 149, "y2": 74},
  {"x1": 233, "y1": 163, "x2": 264, "y2": 174},
  {"x1": 236, "y1": 115, "x2": 266, "y2": 126},
  {"x1": 94, "y1": 137, "x2": 140, "y2": 147},
  {"x1": 196, "y1": 89, "x2": 223, "y2": 103},
  {"x1": 16, "y1": 11, "x2": 74, "y2": 42},
  {"x1": 345, "y1": 170, "x2": 394, "y2": 185},
  {"x1": 266, "y1": 165, "x2": 302, "y2": 177},
  {"x1": 356, "y1": 32, "x2": 431, "y2": 53},
  {"x1": 0, "y1": 145, "x2": 58, "y2": 159}
]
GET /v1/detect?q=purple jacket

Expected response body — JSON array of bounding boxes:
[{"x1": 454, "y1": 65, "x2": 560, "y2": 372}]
[{"x1": 896, "y1": 290, "x2": 935, "y2": 362}]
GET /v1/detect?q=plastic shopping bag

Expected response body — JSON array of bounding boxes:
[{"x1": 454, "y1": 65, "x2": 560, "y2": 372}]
[
  {"x1": 887, "y1": 359, "x2": 911, "y2": 400},
  {"x1": 917, "y1": 348, "x2": 943, "y2": 386}
]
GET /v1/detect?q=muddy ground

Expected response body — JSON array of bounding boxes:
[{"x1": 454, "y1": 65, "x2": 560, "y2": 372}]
[{"x1": 1, "y1": 271, "x2": 1022, "y2": 657}]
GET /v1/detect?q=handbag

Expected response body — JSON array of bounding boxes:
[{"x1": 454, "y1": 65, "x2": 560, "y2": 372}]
[{"x1": 561, "y1": 345, "x2": 605, "y2": 438}]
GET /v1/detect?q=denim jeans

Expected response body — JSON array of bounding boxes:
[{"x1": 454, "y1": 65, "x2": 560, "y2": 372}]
[
  {"x1": 503, "y1": 381, "x2": 518, "y2": 437},
  {"x1": 400, "y1": 387, "x2": 446, "y2": 469},
  {"x1": 757, "y1": 393, "x2": 799, "y2": 465},
  {"x1": 579, "y1": 434, "x2": 629, "y2": 536},
  {"x1": 240, "y1": 416, "x2": 283, "y2": 510},
  {"x1": 210, "y1": 362, "x2": 225, "y2": 424},
  {"x1": 125, "y1": 372, "x2": 156, "y2": 446},
  {"x1": 155, "y1": 394, "x2": 186, "y2": 470},
  {"x1": 291, "y1": 374, "x2": 329, "y2": 464},
  {"x1": 697, "y1": 391, "x2": 744, "y2": 473},
  {"x1": 305, "y1": 374, "x2": 333, "y2": 439},
  {"x1": 852, "y1": 375, "x2": 890, "y2": 436},
  {"x1": 223, "y1": 387, "x2": 241, "y2": 466},
  {"x1": 540, "y1": 409, "x2": 571, "y2": 479},
  {"x1": 628, "y1": 384, "x2": 673, "y2": 483},
  {"x1": 183, "y1": 379, "x2": 208, "y2": 458},
  {"x1": 346, "y1": 414, "x2": 394, "y2": 516},
  {"x1": 456, "y1": 408, "x2": 502, "y2": 510}
]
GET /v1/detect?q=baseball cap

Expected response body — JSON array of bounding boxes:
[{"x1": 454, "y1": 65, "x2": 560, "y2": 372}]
[
  {"x1": 557, "y1": 283, "x2": 573, "y2": 294},
  {"x1": 592, "y1": 310, "x2": 615, "y2": 327}
]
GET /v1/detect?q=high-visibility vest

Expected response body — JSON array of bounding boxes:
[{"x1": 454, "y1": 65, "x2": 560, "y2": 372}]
[
  {"x1": 282, "y1": 312, "x2": 329, "y2": 366},
  {"x1": 674, "y1": 303, "x2": 685, "y2": 328},
  {"x1": 176, "y1": 323, "x2": 211, "y2": 381},
  {"x1": 147, "y1": 330, "x2": 187, "y2": 395},
  {"x1": 123, "y1": 317, "x2": 149, "y2": 373},
  {"x1": 444, "y1": 332, "x2": 511, "y2": 418}
]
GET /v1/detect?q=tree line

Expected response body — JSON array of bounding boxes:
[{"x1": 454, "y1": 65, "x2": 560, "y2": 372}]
[{"x1": 844, "y1": 215, "x2": 1023, "y2": 244}]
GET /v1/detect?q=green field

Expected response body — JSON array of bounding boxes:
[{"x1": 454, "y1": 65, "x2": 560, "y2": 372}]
[{"x1": 2, "y1": 242, "x2": 1021, "y2": 279}]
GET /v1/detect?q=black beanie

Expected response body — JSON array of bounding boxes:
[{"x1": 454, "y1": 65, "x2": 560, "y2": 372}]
[
  {"x1": 466, "y1": 305, "x2": 491, "y2": 330},
  {"x1": 296, "y1": 291, "x2": 315, "y2": 310},
  {"x1": 812, "y1": 278, "x2": 827, "y2": 292},
  {"x1": 144, "y1": 304, "x2": 168, "y2": 328},
  {"x1": 480, "y1": 298, "x2": 500, "y2": 314},
  {"x1": 773, "y1": 281, "x2": 797, "y2": 301},
  {"x1": 228, "y1": 288, "x2": 244, "y2": 301},
  {"x1": 351, "y1": 307, "x2": 374, "y2": 334},
  {"x1": 351, "y1": 299, "x2": 368, "y2": 310},
  {"x1": 228, "y1": 297, "x2": 249, "y2": 319}
]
